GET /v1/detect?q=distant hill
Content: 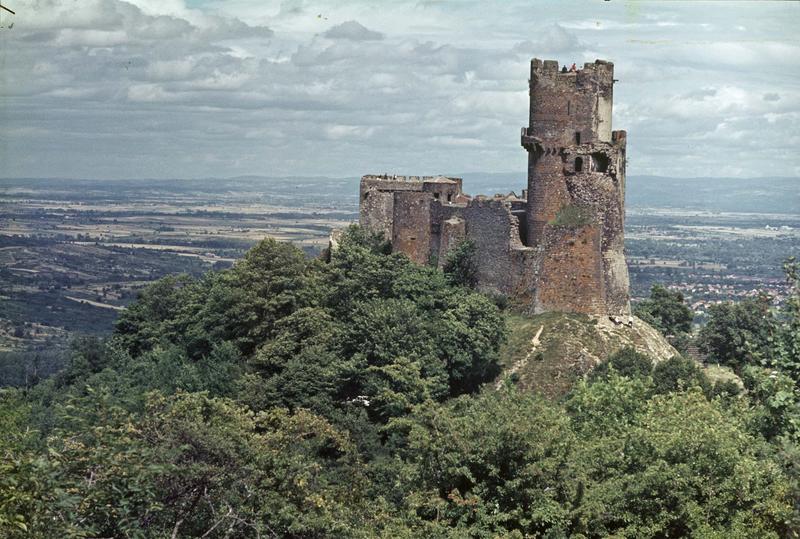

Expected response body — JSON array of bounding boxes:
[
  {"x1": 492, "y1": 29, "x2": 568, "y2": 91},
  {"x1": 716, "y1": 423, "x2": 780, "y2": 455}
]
[
  {"x1": 457, "y1": 173, "x2": 800, "y2": 214},
  {"x1": 3, "y1": 174, "x2": 797, "y2": 214},
  {"x1": 627, "y1": 176, "x2": 800, "y2": 214}
]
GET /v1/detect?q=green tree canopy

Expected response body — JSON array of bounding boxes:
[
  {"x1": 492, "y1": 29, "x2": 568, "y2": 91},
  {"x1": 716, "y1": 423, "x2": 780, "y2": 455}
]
[{"x1": 698, "y1": 295, "x2": 774, "y2": 372}]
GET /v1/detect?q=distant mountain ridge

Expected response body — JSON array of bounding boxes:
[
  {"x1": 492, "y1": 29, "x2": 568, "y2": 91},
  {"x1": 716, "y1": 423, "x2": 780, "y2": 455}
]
[{"x1": 2, "y1": 174, "x2": 798, "y2": 214}]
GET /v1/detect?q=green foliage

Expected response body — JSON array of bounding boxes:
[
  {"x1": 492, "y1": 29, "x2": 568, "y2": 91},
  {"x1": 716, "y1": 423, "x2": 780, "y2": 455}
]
[
  {"x1": 390, "y1": 382, "x2": 794, "y2": 538},
  {"x1": 2, "y1": 390, "x2": 378, "y2": 538},
  {"x1": 4, "y1": 235, "x2": 799, "y2": 538},
  {"x1": 567, "y1": 373, "x2": 652, "y2": 436},
  {"x1": 634, "y1": 284, "x2": 694, "y2": 353},
  {"x1": 742, "y1": 366, "x2": 800, "y2": 442},
  {"x1": 401, "y1": 389, "x2": 575, "y2": 536},
  {"x1": 651, "y1": 355, "x2": 712, "y2": 396},
  {"x1": 569, "y1": 389, "x2": 792, "y2": 538},
  {"x1": 442, "y1": 239, "x2": 479, "y2": 289},
  {"x1": 634, "y1": 284, "x2": 694, "y2": 335},
  {"x1": 710, "y1": 378, "x2": 743, "y2": 399},
  {"x1": 698, "y1": 294, "x2": 774, "y2": 372},
  {"x1": 113, "y1": 228, "x2": 502, "y2": 425},
  {"x1": 114, "y1": 273, "x2": 198, "y2": 357},
  {"x1": 773, "y1": 257, "x2": 800, "y2": 384},
  {"x1": 548, "y1": 204, "x2": 594, "y2": 228},
  {"x1": 590, "y1": 346, "x2": 653, "y2": 382}
]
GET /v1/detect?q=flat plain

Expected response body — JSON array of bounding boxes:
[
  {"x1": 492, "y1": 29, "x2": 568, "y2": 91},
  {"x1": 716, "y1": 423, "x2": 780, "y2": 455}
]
[{"x1": 1, "y1": 175, "x2": 797, "y2": 365}]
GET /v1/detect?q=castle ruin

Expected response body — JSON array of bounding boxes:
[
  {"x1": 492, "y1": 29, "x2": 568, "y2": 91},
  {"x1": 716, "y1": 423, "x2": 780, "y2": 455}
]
[{"x1": 358, "y1": 58, "x2": 631, "y2": 316}]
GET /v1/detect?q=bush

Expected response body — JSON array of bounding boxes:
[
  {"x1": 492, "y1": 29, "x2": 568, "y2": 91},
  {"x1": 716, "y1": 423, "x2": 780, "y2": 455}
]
[
  {"x1": 442, "y1": 239, "x2": 479, "y2": 289},
  {"x1": 652, "y1": 355, "x2": 711, "y2": 395},
  {"x1": 590, "y1": 346, "x2": 653, "y2": 381}
]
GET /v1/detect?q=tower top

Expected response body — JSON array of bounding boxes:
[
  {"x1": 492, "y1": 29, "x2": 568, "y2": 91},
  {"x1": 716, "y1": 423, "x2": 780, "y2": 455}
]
[{"x1": 530, "y1": 58, "x2": 614, "y2": 86}]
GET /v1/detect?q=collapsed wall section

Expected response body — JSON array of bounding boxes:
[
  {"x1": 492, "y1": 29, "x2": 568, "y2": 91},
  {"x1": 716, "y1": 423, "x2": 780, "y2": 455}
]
[{"x1": 440, "y1": 198, "x2": 539, "y2": 303}]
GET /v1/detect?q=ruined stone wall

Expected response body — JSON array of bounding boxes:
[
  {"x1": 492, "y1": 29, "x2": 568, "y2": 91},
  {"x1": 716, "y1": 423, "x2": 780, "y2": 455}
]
[
  {"x1": 535, "y1": 225, "x2": 605, "y2": 314},
  {"x1": 359, "y1": 190, "x2": 395, "y2": 238},
  {"x1": 391, "y1": 191, "x2": 433, "y2": 265},
  {"x1": 422, "y1": 181, "x2": 462, "y2": 204},
  {"x1": 456, "y1": 199, "x2": 531, "y2": 296},
  {"x1": 438, "y1": 216, "x2": 466, "y2": 266},
  {"x1": 462, "y1": 200, "x2": 515, "y2": 295}
]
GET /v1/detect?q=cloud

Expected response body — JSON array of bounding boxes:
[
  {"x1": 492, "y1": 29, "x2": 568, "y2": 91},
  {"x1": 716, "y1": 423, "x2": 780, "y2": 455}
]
[
  {"x1": 1, "y1": 0, "x2": 797, "y2": 180},
  {"x1": 324, "y1": 20, "x2": 384, "y2": 41},
  {"x1": 324, "y1": 124, "x2": 377, "y2": 139},
  {"x1": 513, "y1": 24, "x2": 583, "y2": 56}
]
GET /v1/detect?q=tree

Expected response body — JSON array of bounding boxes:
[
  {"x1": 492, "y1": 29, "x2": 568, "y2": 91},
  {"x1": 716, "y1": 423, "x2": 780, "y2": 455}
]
[
  {"x1": 698, "y1": 295, "x2": 774, "y2": 372},
  {"x1": 651, "y1": 354, "x2": 711, "y2": 396},
  {"x1": 401, "y1": 389, "x2": 575, "y2": 536},
  {"x1": 246, "y1": 228, "x2": 504, "y2": 423},
  {"x1": 772, "y1": 257, "x2": 800, "y2": 385},
  {"x1": 742, "y1": 365, "x2": 800, "y2": 442},
  {"x1": 1, "y1": 391, "x2": 375, "y2": 538},
  {"x1": 114, "y1": 274, "x2": 197, "y2": 357},
  {"x1": 182, "y1": 238, "x2": 315, "y2": 358},
  {"x1": 443, "y1": 239, "x2": 479, "y2": 289},
  {"x1": 634, "y1": 284, "x2": 694, "y2": 352},
  {"x1": 570, "y1": 390, "x2": 793, "y2": 538}
]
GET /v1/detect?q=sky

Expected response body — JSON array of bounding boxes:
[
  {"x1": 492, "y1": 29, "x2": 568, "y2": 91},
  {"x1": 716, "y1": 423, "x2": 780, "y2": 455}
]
[{"x1": 0, "y1": 0, "x2": 798, "y2": 180}]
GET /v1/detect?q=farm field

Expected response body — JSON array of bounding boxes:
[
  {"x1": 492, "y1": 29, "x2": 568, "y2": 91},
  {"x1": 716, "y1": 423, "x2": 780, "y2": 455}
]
[{"x1": 1, "y1": 175, "x2": 798, "y2": 368}]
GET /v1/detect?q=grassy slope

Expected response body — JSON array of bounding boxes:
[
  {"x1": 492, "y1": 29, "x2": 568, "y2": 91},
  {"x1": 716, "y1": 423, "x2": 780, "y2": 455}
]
[{"x1": 497, "y1": 312, "x2": 678, "y2": 398}]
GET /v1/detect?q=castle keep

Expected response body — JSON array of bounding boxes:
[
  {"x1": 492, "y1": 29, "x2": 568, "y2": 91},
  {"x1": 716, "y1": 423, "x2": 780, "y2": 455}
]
[{"x1": 359, "y1": 58, "x2": 631, "y2": 315}]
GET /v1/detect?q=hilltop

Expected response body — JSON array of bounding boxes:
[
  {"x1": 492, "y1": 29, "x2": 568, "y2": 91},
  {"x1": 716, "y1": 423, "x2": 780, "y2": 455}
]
[{"x1": 497, "y1": 312, "x2": 677, "y2": 398}]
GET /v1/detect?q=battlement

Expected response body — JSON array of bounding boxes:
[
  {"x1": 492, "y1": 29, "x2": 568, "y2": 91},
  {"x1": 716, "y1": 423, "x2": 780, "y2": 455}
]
[
  {"x1": 530, "y1": 58, "x2": 614, "y2": 84},
  {"x1": 361, "y1": 174, "x2": 461, "y2": 184}
]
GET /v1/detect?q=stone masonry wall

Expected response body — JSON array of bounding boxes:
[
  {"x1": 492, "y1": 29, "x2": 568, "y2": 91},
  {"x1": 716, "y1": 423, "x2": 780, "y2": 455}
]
[
  {"x1": 391, "y1": 191, "x2": 432, "y2": 265},
  {"x1": 461, "y1": 199, "x2": 519, "y2": 296},
  {"x1": 535, "y1": 224, "x2": 605, "y2": 314}
]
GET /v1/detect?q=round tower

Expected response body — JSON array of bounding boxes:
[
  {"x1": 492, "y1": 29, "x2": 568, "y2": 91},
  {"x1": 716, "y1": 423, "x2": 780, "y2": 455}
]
[{"x1": 521, "y1": 58, "x2": 615, "y2": 242}]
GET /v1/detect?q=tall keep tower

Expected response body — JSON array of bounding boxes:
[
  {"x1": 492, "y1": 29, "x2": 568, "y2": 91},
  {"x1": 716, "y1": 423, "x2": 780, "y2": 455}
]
[{"x1": 521, "y1": 59, "x2": 630, "y2": 315}]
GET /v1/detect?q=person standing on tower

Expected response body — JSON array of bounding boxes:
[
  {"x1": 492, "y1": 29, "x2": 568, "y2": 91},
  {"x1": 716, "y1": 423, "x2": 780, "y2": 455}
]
[{"x1": 569, "y1": 63, "x2": 577, "y2": 72}]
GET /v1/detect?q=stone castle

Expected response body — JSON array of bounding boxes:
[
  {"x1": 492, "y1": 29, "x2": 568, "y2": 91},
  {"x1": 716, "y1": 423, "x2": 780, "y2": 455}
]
[{"x1": 359, "y1": 58, "x2": 630, "y2": 316}]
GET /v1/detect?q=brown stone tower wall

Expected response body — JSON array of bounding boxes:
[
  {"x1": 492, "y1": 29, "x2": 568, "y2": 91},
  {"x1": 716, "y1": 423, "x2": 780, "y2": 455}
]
[
  {"x1": 535, "y1": 225, "x2": 605, "y2": 313},
  {"x1": 523, "y1": 59, "x2": 615, "y2": 241},
  {"x1": 521, "y1": 58, "x2": 630, "y2": 315}
]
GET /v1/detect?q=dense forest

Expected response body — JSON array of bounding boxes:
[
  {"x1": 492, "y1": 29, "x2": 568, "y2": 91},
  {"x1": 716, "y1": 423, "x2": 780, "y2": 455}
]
[{"x1": 1, "y1": 227, "x2": 799, "y2": 538}]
